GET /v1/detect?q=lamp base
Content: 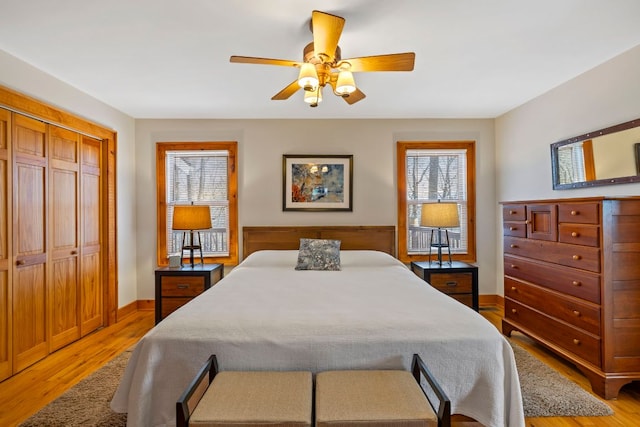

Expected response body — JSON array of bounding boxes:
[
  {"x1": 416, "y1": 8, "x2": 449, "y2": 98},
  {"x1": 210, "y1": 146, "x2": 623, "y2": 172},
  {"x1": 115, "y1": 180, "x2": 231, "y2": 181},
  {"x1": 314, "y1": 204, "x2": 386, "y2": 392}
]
[
  {"x1": 428, "y1": 229, "x2": 452, "y2": 266},
  {"x1": 181, "y1": 231, "x2": 205, "y2": 268}
]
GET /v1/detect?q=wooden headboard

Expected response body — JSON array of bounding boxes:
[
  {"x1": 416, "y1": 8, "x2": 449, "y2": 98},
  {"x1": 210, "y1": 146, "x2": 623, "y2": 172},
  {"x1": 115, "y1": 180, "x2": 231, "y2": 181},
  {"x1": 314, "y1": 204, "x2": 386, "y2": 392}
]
[{"x1": 242, "y1": 226, "x2": 396, "y2": 259}]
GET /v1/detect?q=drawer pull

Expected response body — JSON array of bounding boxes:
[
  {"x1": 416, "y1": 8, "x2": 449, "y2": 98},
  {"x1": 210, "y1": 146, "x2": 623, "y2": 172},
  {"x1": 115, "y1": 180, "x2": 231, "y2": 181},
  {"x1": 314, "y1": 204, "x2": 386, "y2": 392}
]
[
  {"x1": 511, "y1": 286, "x2": 517, "y2": 291},
  {"x1": 572, "y1": 310, "x2": 581, "y2": 317},
  {"x1": 510, "y1": 244, "x2": 517, "y2": 248},
  {"x1": 572, "y1": 280, "x2": 582, "y2": 287},
  {"x1": 509, "y1": 226, "x2": 516, "y2": 231},
  {"x1": 16, "y1": 259, "x2": 25, "y2": 266},
  {"x1": 571, "y1": 231, "x2": 579, "y2": 237},
  {"x1": 525, "y1": 220, "x2": 531, "y2": 224},
  {"x1": 511, "y1": 308, "x2": 517, "y2": 314},
  {"x1": 572, "y1": 255, "x2": 581, "y2": 260},
  {"x1": 446, "y1": 281, "x2": 458, "y2": 287},
  {"x1": 177, "y1": 284, "x2": 189, "y2": 289},
  {"x1": 509, "y1": 210, "x2": 516, "y2": 215},
  {"x1": 573, "y1": 339, "x2": 581, "y2": 345},
  {"x1": 510, "y1": 264, "x2": 517, "y2": 269},
  {"x1": 571, "y1": 210, "x2": 578, "y2": 216}
]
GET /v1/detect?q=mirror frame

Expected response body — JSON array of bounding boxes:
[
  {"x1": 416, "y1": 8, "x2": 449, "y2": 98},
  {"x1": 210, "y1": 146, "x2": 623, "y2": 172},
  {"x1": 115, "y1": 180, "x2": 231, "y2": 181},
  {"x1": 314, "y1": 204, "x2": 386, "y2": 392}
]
[{"x1": 551, "y1": 117, "x2": 640, "y2": 190}]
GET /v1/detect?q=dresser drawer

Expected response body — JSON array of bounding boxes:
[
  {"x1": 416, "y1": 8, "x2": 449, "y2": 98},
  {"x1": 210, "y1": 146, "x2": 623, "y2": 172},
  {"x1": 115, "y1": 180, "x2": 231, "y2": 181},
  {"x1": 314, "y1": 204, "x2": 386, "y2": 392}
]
[
  {"x1": 558, "y1": 224, "x2": 600, "y2": 247},
  {"x1": 505, "y1": 277, "x2": 601, "y2": 335},
  {"x1": 504, "y1": 255, "x2": 601, "y2": 303},
  {"x1": 503, "y1": 205, "x2": 526, "y2": 221},
  {"x1": 505, "y1": 299, "x2": 601, "y2": 367},
  {"x1": 429, "y1": 272, "x2": 472, "y2": 294},
  {"x1": 161, "y1": 275, "x2": 205, "y2": 297},
  {"x1": 503, "y1": 221, "x2": 526, "y2": 238},
  {"x1": 504, "y1": 236, "x2": 600, "y2": 273},
  {"x1": 558, "y1": 203, "x2": 600, "y2": 224}
]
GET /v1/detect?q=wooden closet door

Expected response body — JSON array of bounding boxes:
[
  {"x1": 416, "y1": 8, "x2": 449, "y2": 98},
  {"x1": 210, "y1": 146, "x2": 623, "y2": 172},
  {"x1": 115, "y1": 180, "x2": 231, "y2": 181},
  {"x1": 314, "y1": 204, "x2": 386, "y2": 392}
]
[
  {"x1": 0, "y1": 109, "x2": 11, "y2": 381},
  {"x1": 80, "y1": 136, "x2": 102, "y2": 336},
  {"x1": 48, "y1": 125, "x2": 80, "y2": 351},
  {"x1": 12, "y1": 114, "x2": 48, "y2": 372}
]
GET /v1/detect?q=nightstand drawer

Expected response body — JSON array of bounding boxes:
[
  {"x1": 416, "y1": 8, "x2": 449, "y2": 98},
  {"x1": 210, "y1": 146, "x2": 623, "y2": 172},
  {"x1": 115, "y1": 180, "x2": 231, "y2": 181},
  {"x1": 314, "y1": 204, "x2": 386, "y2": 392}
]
[
  {"x1": 161, "y1": 276, "x2": 205, "y2": 297},
  {"x1": 429, "y1": 273, "x2": 472, "y2": 294},
  {"x1": 410, "y1": 261, "x2": 479, "y2": 311},
  {"x1": 161, "y1": 297, "x2": 192, "y2": 318}
]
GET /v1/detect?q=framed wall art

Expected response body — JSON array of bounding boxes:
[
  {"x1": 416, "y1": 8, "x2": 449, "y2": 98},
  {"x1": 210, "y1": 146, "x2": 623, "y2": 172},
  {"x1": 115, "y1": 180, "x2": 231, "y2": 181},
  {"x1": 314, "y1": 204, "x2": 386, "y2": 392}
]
[{"x1": 283, "y1": 154, "x2": 353, "y2": 211}]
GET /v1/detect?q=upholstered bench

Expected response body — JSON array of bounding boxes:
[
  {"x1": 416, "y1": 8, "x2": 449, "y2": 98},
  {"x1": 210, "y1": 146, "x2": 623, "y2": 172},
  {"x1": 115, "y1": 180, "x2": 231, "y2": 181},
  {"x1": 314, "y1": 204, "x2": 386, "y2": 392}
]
[
  {"x1": 315, "y1": 354, "x2": 451, "y2": 427},
  {"x1": 176, "y1": 355, "x2": 313, "y2": 427}
]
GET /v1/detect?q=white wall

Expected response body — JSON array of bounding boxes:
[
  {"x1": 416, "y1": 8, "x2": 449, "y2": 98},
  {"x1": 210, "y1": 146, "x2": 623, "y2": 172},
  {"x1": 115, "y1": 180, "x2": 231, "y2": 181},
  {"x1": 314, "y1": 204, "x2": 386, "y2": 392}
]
[
  {"x1": 495, "y1": 44, "x2": 640, "y2": 293},
  {"x1": 135, "y1": 119, "x2": 497, "y2": 300},
  {"x1": 0, "y1": 50, "x2": 139, "y2": 307}
]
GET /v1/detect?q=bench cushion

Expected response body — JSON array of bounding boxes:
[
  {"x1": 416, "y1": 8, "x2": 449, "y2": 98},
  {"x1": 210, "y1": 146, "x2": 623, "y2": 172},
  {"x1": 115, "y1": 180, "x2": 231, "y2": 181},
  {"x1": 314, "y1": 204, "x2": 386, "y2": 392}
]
[
  {"x1": 190, "y1": 371, "x2": 312, "y2": 427},
  {"x1": 315, "y1": 370, "x2": 437, "y2": 427}
]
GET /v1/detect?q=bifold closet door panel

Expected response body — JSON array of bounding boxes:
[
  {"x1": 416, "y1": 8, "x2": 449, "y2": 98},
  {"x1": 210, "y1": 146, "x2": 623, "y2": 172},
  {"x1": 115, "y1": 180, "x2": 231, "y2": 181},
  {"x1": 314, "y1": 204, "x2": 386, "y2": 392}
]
[
  {"x1": 12, "y1": 114, "x2": 48, "y2": 373},
  {"x1": 48, "y1": 125, "x2": 81, "y2": 352},
  {"x1": 0, "y1": 109, "x2": 11, "y2": 381},
  {"x1": 80, "y1": 136, "x2": 102, "y2": 336}
]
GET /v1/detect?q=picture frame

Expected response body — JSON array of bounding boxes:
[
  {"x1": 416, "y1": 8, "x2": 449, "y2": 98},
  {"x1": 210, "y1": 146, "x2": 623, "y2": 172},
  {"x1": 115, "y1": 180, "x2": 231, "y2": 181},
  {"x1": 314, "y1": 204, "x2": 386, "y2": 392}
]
[{"x1": 283, "y1": 154, "x2": 353, "y2": 211}]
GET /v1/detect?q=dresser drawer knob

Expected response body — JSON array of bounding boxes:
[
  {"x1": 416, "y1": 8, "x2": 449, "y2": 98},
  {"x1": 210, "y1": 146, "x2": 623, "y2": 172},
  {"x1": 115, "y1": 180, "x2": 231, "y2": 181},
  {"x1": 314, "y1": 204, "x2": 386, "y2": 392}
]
[
  {"x1": 572, "y1": 255, "x2": 581, "y2": 260},
  {"x1": 511, "y1": 286, "x2": 517, "y2": 292},
  {"x1": 509, "y1": 210, "x2": 516, "y2": 215},
  {"x1": 509, "y1": 226, "x2": 516, "y2": 231},
  {"x1": 511, "y1": 308, "x2": 517, "y2": 314},
  {"x1": 571, "y1": 231, "x2": 579, "y2": 237},
  {"x1": 525, "y1": 220, "x2": 531, "y2": 224},
  {"x1": 571, "y1": 210, "x2": 578, "y2": 216},
  {"x1": 572, "y1": 280, "x2": 582, "y2": 287},
  {"x1": 572, "y1": 310, "x2": 581, "y2": 317},
  {"x1": 573, "y1": 339, "x2": 581, "y2": 345},
  {"x1": 510, "y1": 244, "x2": 517, "y2": 248},
  {"x1": 510, "y1": 264, "x2": 517, "y2": 269}
]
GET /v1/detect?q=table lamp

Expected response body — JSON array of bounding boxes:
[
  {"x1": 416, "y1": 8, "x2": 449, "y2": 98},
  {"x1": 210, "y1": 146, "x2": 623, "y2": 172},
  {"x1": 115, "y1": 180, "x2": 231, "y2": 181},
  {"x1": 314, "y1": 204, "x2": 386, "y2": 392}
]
[
  {"x1": 420, "y1": 201, "x2": 460, "y2": 265},
  {"x1": 172, "y1": 205, "x2": 212, "y2": 267}
]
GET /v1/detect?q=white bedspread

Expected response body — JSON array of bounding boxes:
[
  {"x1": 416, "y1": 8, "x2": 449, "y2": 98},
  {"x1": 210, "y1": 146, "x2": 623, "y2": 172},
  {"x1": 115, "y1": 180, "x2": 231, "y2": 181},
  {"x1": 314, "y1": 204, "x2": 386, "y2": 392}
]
[{"x1": 111, "y1": 250, "x2": 524, "y2": 427}]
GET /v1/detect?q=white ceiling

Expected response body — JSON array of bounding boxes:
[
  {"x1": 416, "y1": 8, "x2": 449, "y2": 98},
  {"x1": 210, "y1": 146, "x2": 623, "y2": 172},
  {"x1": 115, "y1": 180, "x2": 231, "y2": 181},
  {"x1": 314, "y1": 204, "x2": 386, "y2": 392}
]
[{"x1": 1, "y1": 0, "x2": 640, "y2": 120}]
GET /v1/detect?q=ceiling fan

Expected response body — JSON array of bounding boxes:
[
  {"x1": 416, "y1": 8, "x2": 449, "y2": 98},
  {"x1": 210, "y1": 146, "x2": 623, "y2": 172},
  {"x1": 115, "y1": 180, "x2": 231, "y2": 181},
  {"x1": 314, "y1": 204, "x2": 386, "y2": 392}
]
[{"x1": 230, "y1": 10, "x2": 415, "y2": 107}]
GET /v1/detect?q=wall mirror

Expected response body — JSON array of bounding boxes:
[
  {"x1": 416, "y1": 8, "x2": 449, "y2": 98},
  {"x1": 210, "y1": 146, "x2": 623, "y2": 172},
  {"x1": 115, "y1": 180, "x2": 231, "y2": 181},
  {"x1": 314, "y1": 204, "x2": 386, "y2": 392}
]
[{"x1": 551, "y1": 118, "x2": 640, "y2": 190}]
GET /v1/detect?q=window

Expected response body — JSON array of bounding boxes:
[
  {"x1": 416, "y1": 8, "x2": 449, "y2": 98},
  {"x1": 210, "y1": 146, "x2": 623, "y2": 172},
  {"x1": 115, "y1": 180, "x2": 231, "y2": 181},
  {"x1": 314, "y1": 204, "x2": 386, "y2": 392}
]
[
  {"x1": 156, "y1": 142, "x2": 238, "y2": 266},
  {"x1": 397, "y1": 141, "x2": 476, "y2": 263}
]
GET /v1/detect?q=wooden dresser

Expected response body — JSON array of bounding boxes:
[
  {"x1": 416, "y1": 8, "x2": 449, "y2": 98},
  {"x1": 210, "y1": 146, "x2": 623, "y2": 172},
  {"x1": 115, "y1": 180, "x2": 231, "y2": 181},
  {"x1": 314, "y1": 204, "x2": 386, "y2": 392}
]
[{"x1": 501, "y1": 197, "x2": 640, "y2": 399}]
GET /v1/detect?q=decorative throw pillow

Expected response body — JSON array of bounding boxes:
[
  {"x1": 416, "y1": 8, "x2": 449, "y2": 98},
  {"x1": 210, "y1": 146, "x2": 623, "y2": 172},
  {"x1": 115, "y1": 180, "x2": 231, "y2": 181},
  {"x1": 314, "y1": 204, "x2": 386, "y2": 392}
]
[{"x1": 295, "y1": 238, "x2": 341, "y2": 271}]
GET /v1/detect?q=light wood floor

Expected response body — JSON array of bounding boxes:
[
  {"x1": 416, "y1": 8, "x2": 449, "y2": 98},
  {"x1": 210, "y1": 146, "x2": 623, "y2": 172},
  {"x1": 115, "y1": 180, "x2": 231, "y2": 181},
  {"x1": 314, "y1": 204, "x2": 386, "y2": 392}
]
[{"x1": 0, "y1": 306, "x2": 638, "y2": 427}]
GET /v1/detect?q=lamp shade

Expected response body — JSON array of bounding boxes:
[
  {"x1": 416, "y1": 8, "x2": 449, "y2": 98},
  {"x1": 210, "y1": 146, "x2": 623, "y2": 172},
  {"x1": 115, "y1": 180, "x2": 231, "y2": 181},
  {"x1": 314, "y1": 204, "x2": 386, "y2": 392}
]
[
  {"x1": 172, "y1": 205, "x2": 212, "y2": 230},
  {"x1": 420, "y1": 202, "x2": 460, "y2": 228},
  {"x1": 297, "y1": 63, "x2": 319, "y2": 91},
  {"x1": 335, "y1": 70, "x2": 356, "y2": 95},
  {"x1": 304, "y1": 87, "x2": 323, "y2": 104}
]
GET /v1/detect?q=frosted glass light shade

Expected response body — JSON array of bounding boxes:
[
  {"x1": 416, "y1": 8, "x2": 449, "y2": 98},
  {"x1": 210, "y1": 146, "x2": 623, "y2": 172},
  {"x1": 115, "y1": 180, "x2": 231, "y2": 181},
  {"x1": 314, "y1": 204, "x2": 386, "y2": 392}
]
[
  {"x1": 335, "y1": 70, "x2": 356, "y2": 95},
  {"x1": 304, "y1": 87, "x2": 323, "y2": 104},
  {"x1": 298, "y1": 63, "x2": 319, "y2": 91}
]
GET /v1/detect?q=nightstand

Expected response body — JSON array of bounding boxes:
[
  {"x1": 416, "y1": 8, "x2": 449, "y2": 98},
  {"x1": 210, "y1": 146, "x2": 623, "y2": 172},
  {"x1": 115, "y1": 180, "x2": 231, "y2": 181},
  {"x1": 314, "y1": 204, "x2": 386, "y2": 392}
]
[
  {"x1": 410, "y1": 261, "x2": 478, "y2": 311},
  {"x1": 155, "y1": 264, "x2": 224, "y2": 324}
]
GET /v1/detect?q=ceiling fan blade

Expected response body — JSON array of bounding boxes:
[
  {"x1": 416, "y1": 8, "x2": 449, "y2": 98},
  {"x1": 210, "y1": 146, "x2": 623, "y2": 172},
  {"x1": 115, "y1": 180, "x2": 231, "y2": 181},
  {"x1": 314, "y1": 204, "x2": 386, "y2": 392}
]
[
  {"x1": 342, "y1": 88, "x2": 366, "y2": 105},
  {"x1": 230, "y1": 56, "x2": 301, "y2": 68},
  {"x1": 311, "y1": 10, "x2": 345, "y2": 62},
  {"x1": 340, "y1": 52, "x2": 415, "y2": 72},
  {"x1": 271, "y1": 80, "x2": 302, "y2": 100}
]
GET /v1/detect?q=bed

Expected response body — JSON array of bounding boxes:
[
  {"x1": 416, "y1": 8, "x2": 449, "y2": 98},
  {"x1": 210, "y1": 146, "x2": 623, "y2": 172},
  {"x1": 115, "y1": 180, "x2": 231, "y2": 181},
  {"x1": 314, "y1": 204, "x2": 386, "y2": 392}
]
[{"x1": 111, "y1": 226, "x2": 524, "y2": 427}]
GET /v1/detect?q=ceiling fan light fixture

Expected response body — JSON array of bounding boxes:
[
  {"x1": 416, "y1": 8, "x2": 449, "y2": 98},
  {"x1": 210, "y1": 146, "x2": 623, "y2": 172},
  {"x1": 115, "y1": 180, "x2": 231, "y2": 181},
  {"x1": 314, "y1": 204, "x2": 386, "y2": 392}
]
[
  {"x1": 335, "y1": 70, "x2": 356, "y2": 95},
  {"x1": 298, "y1": 63, "x2": 319, "y2": 91},
  {"x1": 304, "y1": 87, "x2": 322, "y2": 106}
]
